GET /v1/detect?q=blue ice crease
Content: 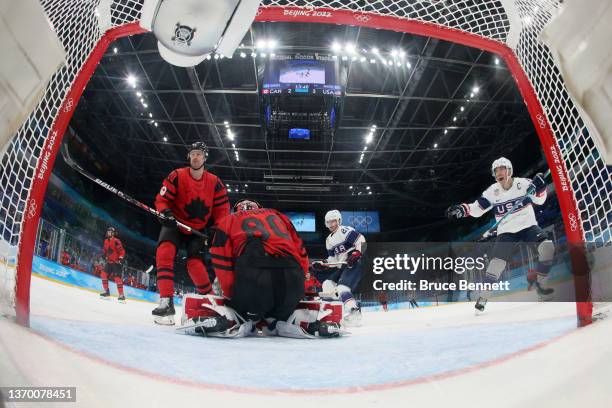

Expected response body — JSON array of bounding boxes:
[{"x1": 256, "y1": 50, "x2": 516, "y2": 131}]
[{"x1": 30, "y1": 315, "x2": 576, "y2": 390}]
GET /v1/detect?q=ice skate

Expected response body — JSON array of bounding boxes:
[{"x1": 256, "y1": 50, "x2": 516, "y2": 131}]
[
  {"x1": 535, "y1": 282, "x2": 554, "y2": 301},
  {"x1": 176, "y1": 315, "x2": 230, "y2": 336},
  {"x1": 152, "y1": 297, "x2": 175, "y2": 325},
  {"x1": 99, "y1": 290, "x2": 110, "y2": 300},
  {"x1": 474, "y1": 297, "x2": 488, "y2": 315},
  {"x1": 117, "y1": 295, "x2": 126, "y2": 303},
  {"x1": 342, "y1": 306, "x2": 362, "y2": 327}
]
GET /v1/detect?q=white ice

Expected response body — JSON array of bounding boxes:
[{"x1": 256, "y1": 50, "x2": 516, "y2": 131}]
[{"x1": 1, "y1": 275, "x2": 611, "y2": 407}]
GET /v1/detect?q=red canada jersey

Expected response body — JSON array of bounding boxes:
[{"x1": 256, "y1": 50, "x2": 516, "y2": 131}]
[
  {"x1": 103, "y1": 237, "x2": 125, "y2": 263},
  {"x1": 155, "y1": 167, "x2": 230, "y2": 231},
  {"x1": 209, "y1": 208, "x2": 309, "y2": 298}
]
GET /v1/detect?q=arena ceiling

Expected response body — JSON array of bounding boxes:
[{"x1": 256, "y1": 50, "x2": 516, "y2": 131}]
[{"x1": 65, "y1": 21, "x2": 544, "y2": 217}]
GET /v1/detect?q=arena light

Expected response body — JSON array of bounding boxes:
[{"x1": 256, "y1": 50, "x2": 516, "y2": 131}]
[
  {"x1": 113, "y1": 47, "x2": 118, "y2": 54},
  {"x1": 143, "y1": 103, "x2": 148, "y2": 108},
  {"x1": 371, "y1": 47, "x2": 379, "y2": 54},
  {"x1": 149, "y1": 113, "x2": 153, "y2": 117},
  {"x1": 136, "y1": 91, "x2": 142, "y2": 97},
  {"x1": 331, "y1": 42, "x2": 341, "y2": 52},
  {"x1": 453, "y1": 116, "x2": 457, "y2": 121},
  {"x1": 494, "y1": 58, "x2": 500, "y2": 65},
  {"x1": 460, "y1": 106, "x2": 465, "y2": 111},
  {"x1": 257, "y1": 39, "x2": 266, "y2": 49},
  {"x1": 444, "y1": 129, "x2": 448, "y2": 134},
  {"x1": 126, "y1": 74, "x2": 137, "y2": 88},
  {"x1": 365, "y1": 133, "x2": 373, "y2": 144},
  {"x1": 267, "y1": 39, "x2": 277, "y2": 49},
  {"x1": 434, "y1": 143, "x2": 438, "y2": 148},
  {"x1": 360, "y1": 56, "x2": 366, "y2": 62},
  {"x1": 349, "y1": 186, "x2": 353, "y2": 189},
  {"x1": 345, "y1": 42, "x2": 356, "y2": 54},
  {"x1": 406, "y1": 62, "x2": 412, "y2": 68},
  {"x1": 472, "y1": 86, "x2": 480, "y2": 93},
  {"x1": 261, "y1": 52, "x2": 267, "y2": 58},
  {"x1": 154, "y1": 122, "x2": 158, "y2": 127},
  {"x1": 366, "y1": 186, "x2": 371, "y2": 190},
  {"x1": 399, "y1": 50, "x2": 406, "y2": 58},
  {"x1": 239, "y1": 52, "x2": 246, "y2": 58},
  {"x1": 205, "y1": 54, "x2": 212, "y2": 60},
  {"x1": 391, "y1": 49, "x2": 398, "y2": 57},
  {"x1": 163, "y1": 136, "x2": 168, "y2": 142},
  {"x1": 214, "y1": 54, "x2": 220, "y2": 60},
  {"x1": 370, "y1": 59, "x2": 376, "y2": 64}
]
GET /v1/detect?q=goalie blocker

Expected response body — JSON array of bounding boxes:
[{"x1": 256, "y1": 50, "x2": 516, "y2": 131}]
[{"x1": 178, "y1": 294, "x2": 345, "y2": 339}]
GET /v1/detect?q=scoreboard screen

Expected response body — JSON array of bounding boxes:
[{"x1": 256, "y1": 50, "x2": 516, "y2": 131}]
[
  {"x1": 286, "y1": 212, "x2": 316, "y2": 232},
  {"x1": 262, "y1": 57, "x2": 342, "y2": 96}
]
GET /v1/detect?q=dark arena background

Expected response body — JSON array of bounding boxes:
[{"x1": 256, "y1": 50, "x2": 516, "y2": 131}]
[{"x1": 0, "y1": 1, "x2": 611, "y2": 407}]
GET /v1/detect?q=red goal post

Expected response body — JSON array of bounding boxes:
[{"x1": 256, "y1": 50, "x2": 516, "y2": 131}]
[{"x1": 1, "y1": 0, "x2": 609, "y2": 327}]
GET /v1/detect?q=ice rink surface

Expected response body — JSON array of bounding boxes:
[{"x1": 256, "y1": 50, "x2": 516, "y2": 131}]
[{"x1": 1, "y1": 276, "x2": 612, "y2": 407}]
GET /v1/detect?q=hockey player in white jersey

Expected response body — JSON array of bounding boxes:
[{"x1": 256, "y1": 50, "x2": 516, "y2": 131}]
[
  {"x1": 446, "y1": 157, "x2": 555, "y2": 313},
  {"x1": 311, "y1": 210, "x2": 366, "y2": 326}
]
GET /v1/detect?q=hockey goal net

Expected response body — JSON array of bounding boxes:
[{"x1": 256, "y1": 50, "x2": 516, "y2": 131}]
[{"x1": 0, "y1": 0, "x2": 610, "y2": 326}]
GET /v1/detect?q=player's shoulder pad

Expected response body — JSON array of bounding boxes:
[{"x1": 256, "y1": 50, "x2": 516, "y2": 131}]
[
  {"x1": 341, "y1": 225, "x2": 356, "y2": 234},
  {"x1": 482, "y1": 182, "x2": 498, "y2": 197}
]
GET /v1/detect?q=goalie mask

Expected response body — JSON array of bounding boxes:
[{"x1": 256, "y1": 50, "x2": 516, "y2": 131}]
[
  {"x1": 233, "y1": 199, "x2": 261, "y2": 212},
  {"x1": 491, "y1": 157, "x2": 513, "y2": 178}
]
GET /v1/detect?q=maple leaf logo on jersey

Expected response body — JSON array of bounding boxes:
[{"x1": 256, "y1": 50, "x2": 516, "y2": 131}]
[{"x1": 184, "y1": 197, "x2": 209, "y2": 221}]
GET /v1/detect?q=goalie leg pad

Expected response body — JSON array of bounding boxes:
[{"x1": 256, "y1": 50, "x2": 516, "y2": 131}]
[{"x1": 180, "y1": 293, "x2": 244, "y2": 334}]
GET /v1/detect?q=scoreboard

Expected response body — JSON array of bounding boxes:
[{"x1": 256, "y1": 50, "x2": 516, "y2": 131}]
[{"x1": 262, "y1": 56, "x2": 343, "y2": 96}]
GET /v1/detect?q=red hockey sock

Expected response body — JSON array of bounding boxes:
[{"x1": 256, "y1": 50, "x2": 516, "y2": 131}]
[
  {"x1": 156, "y1": 241, "x2": 176, "y2": 297},
  {"x1": 101, "y1": 271, "x2": 109, "y2": 292},
  {"x1": 114, "y1": 276, "x2": 124, "y2": 296},
  {"x1": 186, "y1": 258, "x2": 212, "y2": 295}
]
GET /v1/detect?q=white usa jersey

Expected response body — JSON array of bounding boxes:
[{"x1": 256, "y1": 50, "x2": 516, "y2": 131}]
[
  {"x1": 463, "y1": 177, "x2": 546, "y2": 234},
  {"x1": 326, "y1": 225, "x2": 365, "y2": 267}
]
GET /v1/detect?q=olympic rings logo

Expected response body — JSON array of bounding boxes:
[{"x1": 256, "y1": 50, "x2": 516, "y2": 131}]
[
  {"x1": 568, "y1": 212, "x2": 579, "y2": 232},
  {"x1": 536, "y1": 113, "x2": 547, "y2": 129},
  {"x1": 354, "y1": 14, "x2": 371, "y2": 22},
  {"x1": 348, "y1": 215, "x2": 372, "y2": 228},
  {"x1": 27, "y1": 199, "x2": 37, "y2": 219}
]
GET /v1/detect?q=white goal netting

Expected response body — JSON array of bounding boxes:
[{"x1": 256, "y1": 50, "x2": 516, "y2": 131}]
[{"x1": 0, "y1": 0, "x2": 610, "y2": 324}]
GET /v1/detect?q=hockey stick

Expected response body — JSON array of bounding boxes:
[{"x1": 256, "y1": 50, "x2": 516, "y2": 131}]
[
  {"x1": 144, "y1": 265, "x2": 154, "y2": 274},
  {"x1": 481, "y1": 169, "x2": 551, "y2": 239},
  {"x1": 311, "y1": 260, "x2": 347, "y2": 267},
  {"x1": 60, "y1": 144, "x2": 208, "y2": 239}
]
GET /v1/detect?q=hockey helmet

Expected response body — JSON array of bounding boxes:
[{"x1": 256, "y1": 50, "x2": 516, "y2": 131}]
[
  {"x1": 187, "y1": 141, "x2": 209, "y2": 159},
  {"x1": 106, "y1": 226, "x2": 116, "y2": 237},
  {"x1": 325, "y1": 210, "x2": 342, "y2": 228},
  {"x1": 233, "y1": 199, "x2": 261, "y2": 212},
  {"x1": 491, "y1": 157, "x2": 513, "y2": 178}
]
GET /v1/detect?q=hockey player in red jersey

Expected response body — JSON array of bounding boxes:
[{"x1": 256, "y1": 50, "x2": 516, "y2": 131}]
[
  {"x1": 99, "y1": 227, "x2": 126, "y2": 302},
  {"x1": 178, "y1": 199, "x2": 343, "y2": 338},
  {"x1": 152, "y1": 142, "x2": 230, "y2": 324}
]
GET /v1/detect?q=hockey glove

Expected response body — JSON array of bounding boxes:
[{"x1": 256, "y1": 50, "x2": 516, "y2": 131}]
[
  {"x1": 346, "y1": 250, "x2": 362, "y2": 268},
  {"x1": 532, "y1": 173, "x2": 547, "y2": 193},
  {"x1": 446, "y1": 204, "x2": 467, "y2": 219},
  {"x1": 159, "y1": 209, "x2": 176, "y2": 228}
]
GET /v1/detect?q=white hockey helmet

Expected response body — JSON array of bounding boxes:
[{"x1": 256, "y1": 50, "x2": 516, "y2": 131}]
[
  {"x1": 491, "y1": 157, "x2": 513, "y2": 178},
  {"x1": 325, "y1": 210, "x2": 342, "y2": 228}
]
